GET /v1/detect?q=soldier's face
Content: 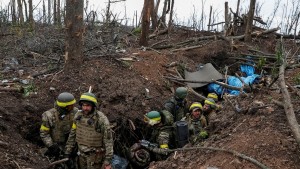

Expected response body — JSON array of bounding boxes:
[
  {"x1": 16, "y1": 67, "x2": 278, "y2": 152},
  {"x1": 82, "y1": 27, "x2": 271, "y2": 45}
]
[
  {"x1": 65, "y1": 104, "x2": 74, "y2": 112},
  {"x1": 82, "y1": 103, "x2": 93, "y2": 115},
  {"x1": 191, "y1": 109, "x2": 201, "y2": 119},
  {"x1": 203, "y1": 104, "x2": 210, "y2": 111}
]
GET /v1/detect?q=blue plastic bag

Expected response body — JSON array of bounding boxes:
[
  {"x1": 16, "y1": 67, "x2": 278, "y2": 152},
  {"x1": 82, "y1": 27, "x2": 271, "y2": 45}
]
[{"x1": 111, "y1": 154, "x2": 128, "y2": 169}]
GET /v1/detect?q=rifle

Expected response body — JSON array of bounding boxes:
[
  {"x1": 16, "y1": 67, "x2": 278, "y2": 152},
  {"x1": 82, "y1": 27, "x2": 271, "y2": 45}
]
[{"x1": 140, "y1": 140, "x2": 158, "y2": 149}]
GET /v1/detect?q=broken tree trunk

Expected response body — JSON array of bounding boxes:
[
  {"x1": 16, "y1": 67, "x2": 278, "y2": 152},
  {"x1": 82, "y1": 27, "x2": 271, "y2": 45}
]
[{"x1": 278, "y1": 57, "x2": 300, "y2": 146}]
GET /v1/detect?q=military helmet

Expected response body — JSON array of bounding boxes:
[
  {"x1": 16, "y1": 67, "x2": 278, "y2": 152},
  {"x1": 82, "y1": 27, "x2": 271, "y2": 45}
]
[
  {"x1": 204, "y1": 98, "x2": 217, "y2": 109},
  {"x1": 144, "y1": 111, "x2": 161, "y2": 125},
  {"x1": 189, "y1": 102, "x2": 203, "y2": 111},
  {"x1": 56, "y1": 92, "x2": 76, "y2": 108},
  {"x1": 79, "y1": 92, "x2": 97, "y2": 107},
  {"x1": 175, "y1": 87, "x2": 188, "y2": 100},
  {"x1": 207, "y1": 93, "x2": 218, "y2": 101}
]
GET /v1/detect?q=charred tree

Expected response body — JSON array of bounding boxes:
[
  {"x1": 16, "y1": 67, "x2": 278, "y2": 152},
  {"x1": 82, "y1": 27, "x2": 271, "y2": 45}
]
[
  {"x1": 43, "y1": 0, "x2": 46, "y2": 23},
  {"x1": 139, "y1": 0, "x2": 152, "y2": 46},
  {"x1": 167, "y1": 0, "x2": 174, "y2": 32},
  {"x1": 208, "y1": 6, "x2": 212, "y2": 31},
  {"x1": 161, "y1": 0, "x2": 169, "y2": 26},
  {"x1": 11, "y1": 0, "x2": 17, "y2": 24},
  {"x1": 48, "y1": 0, "x2": 51, "y2": 24},
  {"x1": 151, "y1": 0, "x2": 158, "y2": 29},
  {"x1": 28, "y1": 0, "x2": 34, "y2": 29},
  {"x1": 17, "y1": 0, "x2": 24, "y2": 25},
  {"x1": 64, "y1": 0, "x2": 84, "y2": 71},
  {"x1": 57, "y1": 0, "x2": 61, "y2": 26},
  {"x1": 22, "y1": 0, "x2": 28, "y2": 21},
  {"x1": 53, "y1": 0, "x2": 57, "y2": 25},
  {"x1": 224, "y1": 2, "x2": 229, "y2": 36},
  {"x1": 244, "y1": 0, "x2": 256, "y2": 42}
]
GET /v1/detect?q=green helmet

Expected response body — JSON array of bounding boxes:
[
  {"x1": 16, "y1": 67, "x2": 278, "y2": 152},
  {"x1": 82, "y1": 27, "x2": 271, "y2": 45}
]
[
  {"x1": 189, "y1": 102, "x2": 203, "y2": 111},
  {"x1": 204, "y1": 98, "x2": 217, "y2": 109},
  {"x1": 79, "y1": 92, "x2": 97, "y2": 107},
  {"x1": 207, "y1": 93, "x2": 218, "y2": 101},
  {"x1": 144, "y1": 111, "x2": 161, "y2": 125},
  {"x1": 175, "y1": 87, "x2": 188, "y2": 100},
  {"x1": 56, "y1": 92, "x2": 76, "y2": 108}
]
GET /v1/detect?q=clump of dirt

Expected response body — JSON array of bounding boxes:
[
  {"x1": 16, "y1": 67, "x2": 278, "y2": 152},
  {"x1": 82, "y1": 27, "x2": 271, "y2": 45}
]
[{"x1": 0, "y1": 24, "x2": 300, "y2": 169}]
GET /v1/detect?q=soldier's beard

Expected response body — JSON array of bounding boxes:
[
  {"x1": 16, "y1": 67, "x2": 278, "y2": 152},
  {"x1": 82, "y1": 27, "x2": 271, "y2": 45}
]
[{"x1": 82, "y1": 110, "x2": 92, "y2": 115}]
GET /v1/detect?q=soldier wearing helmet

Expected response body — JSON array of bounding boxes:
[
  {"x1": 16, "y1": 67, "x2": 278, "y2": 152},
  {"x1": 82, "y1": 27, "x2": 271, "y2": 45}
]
[
  {"x1": 141, "y1": 110, "x2": 174, "y2": 160},
  {"x1": 203, "y1": 98, "x2": 218, "y2": 125},
  {"x1": 40, "y1": 92, "x2": 78, "y2": 161},
  {"x1": 188, "y1": 102, "x2": 208, "y2": 143},
  {"x1": 65, "y1": 92, "x2": 113, "y2": 169},
  {"x1": 207, "y1": 93, "x2": 222, "y2": 111},
  {"x1": 164, "y1": 87, "x2": 189, "y2": 122}
]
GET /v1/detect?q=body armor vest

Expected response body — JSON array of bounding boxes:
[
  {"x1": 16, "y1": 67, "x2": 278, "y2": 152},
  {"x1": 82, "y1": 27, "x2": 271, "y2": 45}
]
[
  {"x1": 76, "y1": 113, "x2": 103, "y2": 147},
  {"x1": 51, "y1": 109, "x2": 74, "y2": 144}
]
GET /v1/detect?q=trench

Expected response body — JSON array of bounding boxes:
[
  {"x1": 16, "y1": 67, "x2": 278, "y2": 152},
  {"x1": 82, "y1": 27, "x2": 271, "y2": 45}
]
[{"x1": 19, "y1": 113, "x2": 156, "y2": 169}]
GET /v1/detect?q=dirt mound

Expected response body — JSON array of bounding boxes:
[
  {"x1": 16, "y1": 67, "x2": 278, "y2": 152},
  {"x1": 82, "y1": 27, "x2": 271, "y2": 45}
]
[{"x1": 0, "y1": 25, "x2": 300, "y2": 169}]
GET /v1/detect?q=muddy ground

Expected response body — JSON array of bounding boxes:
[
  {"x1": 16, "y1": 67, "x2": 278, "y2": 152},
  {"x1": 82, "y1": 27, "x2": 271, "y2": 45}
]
[{"x1": 0, "y1": 24, "x2": 300, "y2": 169}]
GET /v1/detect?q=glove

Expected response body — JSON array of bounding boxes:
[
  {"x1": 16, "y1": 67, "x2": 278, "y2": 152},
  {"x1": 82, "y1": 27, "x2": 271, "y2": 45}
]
[
  {"x1": 199, "y1": 131, "x2": 208, "y2": 139},
  {"x1": 48, "y1": 143, "x2": 61, "y2": 156}
]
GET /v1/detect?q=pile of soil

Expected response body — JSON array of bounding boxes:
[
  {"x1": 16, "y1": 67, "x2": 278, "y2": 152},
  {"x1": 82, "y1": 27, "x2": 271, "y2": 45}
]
[{"x1": 0, "y1": 25, "x2": 300, "y2": 169}]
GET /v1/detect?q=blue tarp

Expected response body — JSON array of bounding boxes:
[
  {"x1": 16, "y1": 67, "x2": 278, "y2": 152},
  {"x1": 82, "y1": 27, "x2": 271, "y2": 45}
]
[
  {"x1": 207, "y1": 62, "x2": 260, "y2": 96},
  {"x1": 111, "y1": 154, "x2": 128, "y2": 169}
]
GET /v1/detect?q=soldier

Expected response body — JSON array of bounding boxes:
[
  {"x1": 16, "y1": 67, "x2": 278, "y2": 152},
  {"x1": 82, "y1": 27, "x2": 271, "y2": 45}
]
[
  {"x1": 141, "y1": 110, "x2": 174, "y2": 160},
  {"x1": 187, "y1": 102, "x2": 208, "y2": 143},
  {"x1": 40, "y1": 92, "x2": 77, "y2": 159},
  {"x1": 64, "y1": 92, "x2": 113, "y2": 169},
  {"x1": 164, "y1": 87, "x2": 189, "y2": 122},
  {"x1": 207, "y1": 92, "x2": 222, "y2": 111},
  {"x1": 203, "y1": 98, "x2": 218, "y2": 125}
]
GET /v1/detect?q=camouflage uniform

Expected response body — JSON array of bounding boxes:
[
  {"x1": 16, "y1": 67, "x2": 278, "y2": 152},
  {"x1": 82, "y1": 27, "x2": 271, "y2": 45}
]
[
  {"x1": 187, "y1": 114, "x2": 208, "y2": 143},
  {"x1": 203, "y1": 99, "x2": 218, "y2": 125},
  {"x1": 40, "y1": 105, "x2": 78, "y2": 151},
  {"x1": 65, "y1": 110, "x2": 113, "y2": 169},
  {"x1": 164, "y1": 97, "x2": 188, "y2": 122},
  {"x1": 147, "y1": 110, "x2": 174, "y2": 160}
]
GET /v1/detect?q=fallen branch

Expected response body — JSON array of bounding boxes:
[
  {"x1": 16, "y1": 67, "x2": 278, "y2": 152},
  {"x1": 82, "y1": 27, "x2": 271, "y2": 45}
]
[
  {"x1": 168, "y1": 146, "x2": 269, "y2": 169},
  {"x1": 165, "y1": 76, "x2": 248, "y2": 91},
  {"x1": 229, "y1": 27, "x2": 280, "y2": 40},
  {"x1": 171, "y1": 41, "x2": 211, "y2": 52},
  {"x1": 47, "y1": 158, "x2": 69, "y2": 168},
  {"x1": 286, "y1": 81, "x2": 300, "y2": 97},
  {"x1": 30, "y1": 66, "x2": 60, "y2": 78},
  {"x1": 188, "y1": 87, "x2": 207, "y2": 101},
  {"x1": 271, "y1": 99, "x2": 284, "y2": 108},
  {"x1": 277, "y1": 45, "x2": 300, "y2": 145}
]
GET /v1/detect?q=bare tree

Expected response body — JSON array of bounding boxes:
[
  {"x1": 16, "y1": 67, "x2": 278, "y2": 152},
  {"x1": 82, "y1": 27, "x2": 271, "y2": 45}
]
[
  {"x1": 48, "y1": 0, "x2": 51, "y2": 24},
  {"x1": 265, "y1": 0, "x2": 280, "y2": 29},
  {"x1": 43, "y1": 0, "x2": 46, "y2": 23},
  {"x1": 22, "y1": 0, "x2": 28, "y2": 21},
  {"x1": 17, "y1": 0, "x2": 24, "y2": 24},
  {"x1": 53, "y1": 0, "x2": 57, "y2": 24},
  {"x1": 244, "y1": 0, "x2": 256, "y2": 42},
  {"x1": 224, "y1": 2, "x2": 229, "y2": 36},
  {"x1": 28, "y1": 0, "x2": 34, "y2": 29},
  {"x1": 11, "y1": 0, "x2": 17, "y2": 24},
  {"x1": 161, "y1": 0, "x2": 169, "y2": 26},
  {"x1": 140, "y1": 0, "x2": 152, "y2": 46},
  {"x1": 64, "y1": 0, "x2": 84, "y2": 71},
  {"x1": 151, "y1": 0, "x2": 158, "y2": 29},
  {"x1": 167, "y1": 0, "x2": 174, "y2": 32},
  {"x1": 208, "y1": 6, "x2": 212, "y2": 31},
  {"x1": 57, "y1": 0, "x2": 61, "y2": 26}
]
